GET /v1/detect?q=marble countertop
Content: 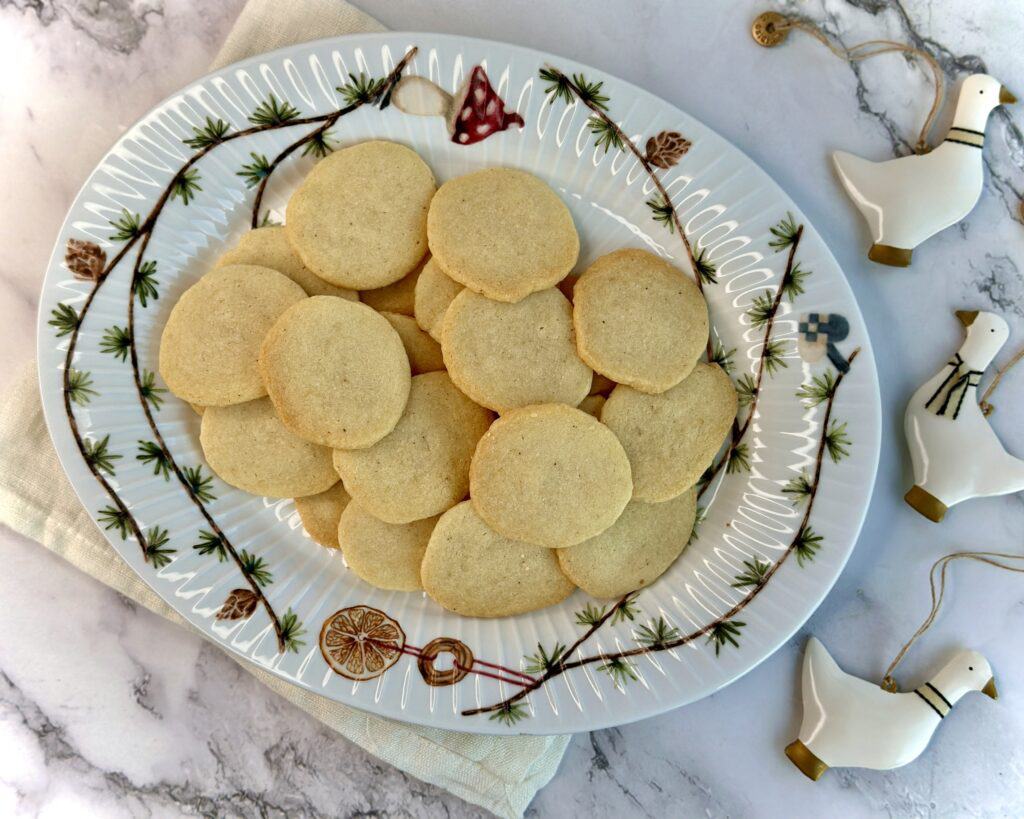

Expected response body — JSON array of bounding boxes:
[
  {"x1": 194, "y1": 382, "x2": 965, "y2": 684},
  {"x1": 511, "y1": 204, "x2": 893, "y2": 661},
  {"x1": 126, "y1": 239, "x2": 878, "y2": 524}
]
[{"x1": 2, "y1": 0, "x2": 1023, "y2": 815}]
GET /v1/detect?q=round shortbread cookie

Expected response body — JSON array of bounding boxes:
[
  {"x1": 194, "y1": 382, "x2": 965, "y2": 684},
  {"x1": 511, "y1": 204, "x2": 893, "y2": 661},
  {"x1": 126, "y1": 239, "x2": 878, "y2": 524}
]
[
  {"x1": 573, "y1": 249, "x2": 709, "y2": 394},
  {"x1": 381, "y1": 312, "x2": 444, "y2": 375},
  {"x1": 295, "y1": 482, "x2": 351, "y2": 550},
  {"x1": 360, "y1": 258, "x2": 425, "y2": 315},
  {"x1": 259, "y1": 296, "x2": 411, "y2": 449},
  {"x1": 440, "y1": 288, "x2": 592, "y2": 413},
  {"x1": 285, "y1": 140, "x2": 435, "y2": 289},
  {"x1": 469, "y1": 403, "x2": 632, "y2": 548},
  {"x1": 427, "y1": 169, "x2": 579, "y2": 303},
  {"x1": 200, "y1": 397, "x2": 337, "y2": 498},
  {"x1": 577, "y1": 394, "x2": 605, "y2": 418},
  {"x1": 333, "y1": 372, "x2": 493, "y2": 524},
  {"x1": 421, "y1": 501, "x2": 575, "y2": 617},
  {"x1": 557, "y1": 488, "x2": 697, "y2": 598},
  {"x1": 414, "y1": 258, "x2": 463, "y2": 341},
  {"x1": 601, "y1": 363, "x2": 737, "y2": 502},
  {"x1": 159, "y1": 264, "x2": 306, "y2": 406},
  {"x1": 338, "y1": 502, "x2": 437, "y2": 591},
  {"x1": 215, "y1": 226, "x2": 359, "y2": 301}
]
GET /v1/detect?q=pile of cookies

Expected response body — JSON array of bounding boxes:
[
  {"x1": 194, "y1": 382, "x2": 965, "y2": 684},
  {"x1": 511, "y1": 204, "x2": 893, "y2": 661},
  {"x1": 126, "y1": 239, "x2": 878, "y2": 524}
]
[{"x1": 158, "y1": 139, "x2": 737, "y2": 618}]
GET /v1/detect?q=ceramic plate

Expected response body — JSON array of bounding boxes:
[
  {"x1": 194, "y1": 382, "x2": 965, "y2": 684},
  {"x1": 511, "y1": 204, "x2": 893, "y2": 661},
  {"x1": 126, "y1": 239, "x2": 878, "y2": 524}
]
[{"x1": 37, "y1": 33, "x2": 880, "y2": 735}]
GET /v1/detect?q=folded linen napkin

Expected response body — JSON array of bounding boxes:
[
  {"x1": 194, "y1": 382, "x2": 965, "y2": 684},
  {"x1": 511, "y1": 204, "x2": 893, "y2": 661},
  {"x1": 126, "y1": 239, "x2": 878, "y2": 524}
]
[{"x1": 0, "y1": 1, "x2": 571, "y2": 815}]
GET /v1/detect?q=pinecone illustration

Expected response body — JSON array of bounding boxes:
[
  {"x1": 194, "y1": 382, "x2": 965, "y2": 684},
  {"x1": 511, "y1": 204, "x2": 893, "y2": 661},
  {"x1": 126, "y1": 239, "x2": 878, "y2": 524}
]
[
  {"x1": 65, "y1": 238, "x2": 107, "y2": 282},
  {"x1": 645, "y1": 131, "x2": 691, "y2": 169}
]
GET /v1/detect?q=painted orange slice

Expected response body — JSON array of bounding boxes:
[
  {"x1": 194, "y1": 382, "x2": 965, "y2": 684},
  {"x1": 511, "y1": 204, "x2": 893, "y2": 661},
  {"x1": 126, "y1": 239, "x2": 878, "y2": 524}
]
[{"x1": 319, "y1": 605, "x2": 406, "y2": 681}]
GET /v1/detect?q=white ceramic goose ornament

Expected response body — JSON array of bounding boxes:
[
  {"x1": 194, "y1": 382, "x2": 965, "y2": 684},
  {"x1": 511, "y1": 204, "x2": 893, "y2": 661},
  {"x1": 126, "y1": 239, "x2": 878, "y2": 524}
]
[
  {"x1": 905, "y1": 309, "x2": 1024, "y2": 522},
  {"x1": 786, "y1": 637, "x2": 997, "y2": 780},
  {"x1": 833, "y1": 74, "x2": 1015, "y2": 267}
]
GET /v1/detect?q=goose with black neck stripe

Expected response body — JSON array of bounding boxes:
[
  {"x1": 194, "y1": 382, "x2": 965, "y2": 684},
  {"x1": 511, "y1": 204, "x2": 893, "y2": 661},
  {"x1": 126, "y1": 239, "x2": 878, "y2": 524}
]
[
  {"x1": 785, "y1": 637, "x2": 997, "y2": 780},
  {"x1": 904, "y1": 309, "x2": 1024, "y2": 522},
  {"x1": 832, "y1": 73, "x2": 1015, "y2": 267}
]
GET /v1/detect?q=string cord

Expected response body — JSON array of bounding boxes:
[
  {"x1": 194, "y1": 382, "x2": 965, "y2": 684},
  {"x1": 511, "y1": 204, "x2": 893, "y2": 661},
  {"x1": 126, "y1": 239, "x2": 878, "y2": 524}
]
[
  {"x1": 773, "y1": 17, "x2": 945, "y2": 154},
  {"x1": 979, "y1": 344, "x2": 1024, "y2": 415},
  {"x1": 881, "y1": 551, "x2": 1024, "y2": 692}
]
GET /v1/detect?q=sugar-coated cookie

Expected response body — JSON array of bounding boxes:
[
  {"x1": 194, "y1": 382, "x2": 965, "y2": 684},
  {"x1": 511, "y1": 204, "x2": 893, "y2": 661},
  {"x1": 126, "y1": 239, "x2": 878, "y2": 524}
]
[
  {"x1": 440, "y1": 288, "x2": 592, "y2": 412},
  {"x1": 381, "y1": 312, "x2": 444, "y2": 375},
  {"x1": 427, "y1": 169, "x2": 579, "y2": 302},
  {"x1": 338, "y1": 502, "x2": 437, "y2": 591},
  {"x1": 285, "y1": 141, "x2": 435, "y2": 289},
  {"x1": 295, "y1": 482, "x2": 351, "y2": 549},
  {"x1": 414, "y1": 258, "x2": 463, "y2": 341},
  {"x1": 577, "y1": 394, "x2": 606, "y2": 418},
  {"x1": 359, "y1": 258, "x2": 425, "y2": 315},
  {"x1": 215, "y1": 226, "x2": 359, "y2": 300},
  {"x1": 601, "y1": 363, "x2": 737, "y2": 501},
  {"x1": 159, "y1": 264, "x2": 306, "y2": 406},
  {"x1": 421, "y1": 501, "x2": 575, "y2": 617},
  {"x1": 200, "y1": 397, "x2": 337, "y2": 498},
  {"x1": 469, "y1": 403, "x2": 632, "y2": 548},
  {"x1": 333, "y1": 372, "x2": 493, "y2": 524},
  {"x1": 573, "y1": 249, "x2": 708, "y2": 394},
  {"x1": 557, "y1": 489, "x2": 697, "y2": 598},
  {"x1": 259, "y1": 296, "x2": 411, "y2": 449}
]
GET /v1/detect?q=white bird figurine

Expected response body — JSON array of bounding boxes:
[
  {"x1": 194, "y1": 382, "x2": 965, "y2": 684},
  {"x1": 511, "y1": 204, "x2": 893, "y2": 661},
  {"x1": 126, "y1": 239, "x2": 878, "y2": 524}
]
[
  {"x1": 833, "y1": 74, "x2": 1015, "y2": 267},
  {"x1": 786, "y1": 637, "x2": 997, "y2": 780},
  {"x1": 904, "y1": 309, "x2": 1024, "y2": 522}
]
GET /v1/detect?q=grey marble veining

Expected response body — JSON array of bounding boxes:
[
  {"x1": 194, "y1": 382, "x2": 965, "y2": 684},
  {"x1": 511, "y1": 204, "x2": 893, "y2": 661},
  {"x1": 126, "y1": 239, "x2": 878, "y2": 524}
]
[{"x1": 1, "y1": 0, "x2": 1023, "y2": 816}]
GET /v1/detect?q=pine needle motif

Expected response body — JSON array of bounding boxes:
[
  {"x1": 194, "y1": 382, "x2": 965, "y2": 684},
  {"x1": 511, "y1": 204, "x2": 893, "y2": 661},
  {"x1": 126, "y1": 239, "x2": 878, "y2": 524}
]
[
  {"x1": 732, "y1": 559, "x2": 771, "y2": 589},
  {"x1": 570, "y1": 73, "x2": 610, "y2": 110},
  {"x1": 645, "y1": 130, "x2": 691, "y2": 169},
  {"x1": 83, "y1": 434, "x2": 121, "y2": 476},
  {"x1": 49, "y1": 303, "x2": 80, "y2": 338},
  {"x1": 824, "y1": 421, "x2": 851, "y2": 463},
  {"x1": 727, "y1": 442, "x2": 751, "y2": 474},
  {"x1": 794, "y1": 526, "x2": 823, "y2": 566},
  {"x1": 610, "y1": 593, "x2": 640, "y2": 625},
  {"x1": 137, "y1": 440, "x2": 171, "y2": 480},
  {"x1": 768, "y1": 212, "x2": 801, "y2": 251},
  {"x1": 524, "y1": 642, "x2": 567, "y2": 674},
  {"x1": 746, "y1": 291, "x2": 774, "y2": 328},
  {"x1": 65, "y1": 238, "x2": 106, "y2": 282},
  {"x1": 183, "y1": 465, "x2": 216, "y2": 502},
  {"x1": 98, "y1": 505, "x2": 131, "y2": 539},
  {"x1": 139, "y1": 369, "x2": 166, "y2": 410},
  {"x1": 216, "y1": 588, "x2": 259, "y2": 621},
  {"x1": 171, "y1": 169, "x2": 202, "y2": 206},
  {"x1": 645, "y1": 194, "x2": 675, "y2": 232},
  {"x1": 248, "y1": 93, "x2": 301, "y2": 126},
  {"x1": 782, "y1": 261, "x2": 811, "y2": 300},
  {"x1": 588, "y1": 115, "x2": 625, "y2": 153},
  {"x1": 575, "y1": 602, "x2": 606, "y2": 627},
  {"x1": 688, "y1": 505, "x2": 706, "y2": 545},
  {"x1": 635, "y1": 617, "x2": 680, "y2": 649},
  {"x1": 762, "y1": 339, "x2": 789, "y2": 375},
  {"x1": 237, "y1": 152, "x2": 272, "y2": 188},
  {"x1": 193, "y1": 530, "x2": 227, "y2": 561},
  {"x1": 694, "y1": 246, "x2": 718, "y2": 285},
  {"x1": 736, "y1": 373, "x2": 757, "y2": 407},
  {"x1": 100, "y1": 326, "x2": 132, "y2": 361},
  {"x1": 706, "y1": 619, "x2": 745, "y2": 655},
  {"x1": 489, "y1": 702, "x2": 529, "y2": 726},
  {"x1": 108, "y1": 209, "x2": 142, "y2": 242},
  {"x1": 336, "y1": 72, "x2": 387, "y2": 106},
  {"x1": 143, "y1": 526, "x2": 175, "y2": 568},
  {"x1": 280, "y1": 609, "x2": 306, "y2": 652},
  {"x1": 67, "y1": 369, "x2": 97, "y2": 406},
  {"x1": 782, "y1": 472, "x2": 814, "y2": 504},
  {"x1": 133, "y1": 260, "x2": 159, "y2": 307},
  {"x1": 796, "y1": 370, "x2": 838, "y2": 407},
  {"x1": 598, "y1": 656, "x2": 638, "y2": 687},
  {"x1": 239, "y1": 549, "x2": 273, "y2": 587},
  {"x1": 183, "y1": 117, "x2": 232, "y2": 150},
  {"x1": 538, "y1": 67, "x2": 574, "y2": 105},
  {"x1": 301, "y1": 130, "x2": 336, "y2": 158},
  {"x1": 710, "y1": 341, "x2": 735, "y2": 374}
]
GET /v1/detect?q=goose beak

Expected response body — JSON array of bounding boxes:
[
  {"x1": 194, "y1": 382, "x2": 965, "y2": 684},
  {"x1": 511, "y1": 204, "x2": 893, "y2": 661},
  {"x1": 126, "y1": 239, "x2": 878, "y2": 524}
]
[
  {"x1": 956, "y1": 309, "x2": 979, "y2": 327},
  {"x1": 1000, "y1": 86, "x2": 1017, "y2": 105},
  {"x1": 982, "y1": 677, "x2": 999, "y2": 699}
]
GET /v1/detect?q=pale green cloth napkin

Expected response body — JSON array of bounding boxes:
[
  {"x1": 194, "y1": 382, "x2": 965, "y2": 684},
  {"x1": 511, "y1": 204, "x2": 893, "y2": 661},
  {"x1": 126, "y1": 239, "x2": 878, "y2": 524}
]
[{"x1": 0, "y1": 2, "x2": 571, "y2": 815}]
